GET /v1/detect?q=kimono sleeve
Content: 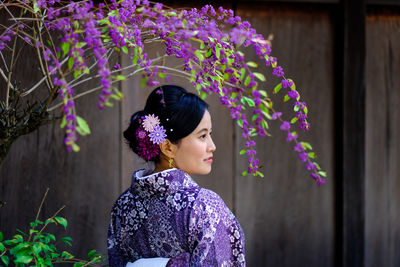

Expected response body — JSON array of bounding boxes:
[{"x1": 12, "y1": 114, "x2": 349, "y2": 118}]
[
  {"x1": 107, "y1": 212, "x2": 129, "y2": 267},
  {"x1": 187, "y1": 189, "x2": 246, "y2": 266}
]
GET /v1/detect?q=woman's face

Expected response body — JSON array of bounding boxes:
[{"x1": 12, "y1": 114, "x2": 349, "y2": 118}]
[{"x1": 173, "y1": 110, "x2": 216, "y2": 175}]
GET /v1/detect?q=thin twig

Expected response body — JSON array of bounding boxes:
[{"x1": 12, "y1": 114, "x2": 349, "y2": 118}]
[
  {"x1": 20, "y1": 57, "x2": 69, "y2": 97},
  {"x1": 5, "y1": 23, "x2": 19, "y2": 108},
  {"x1": 0, "y1": 68, "x2": 14, "y2": 90},
  {"x1": 27, "y1": 188, "x2": 49, "y2": 242},
  {"x1": 47, "y1": 67, "x2": 147, "y2": 112}
]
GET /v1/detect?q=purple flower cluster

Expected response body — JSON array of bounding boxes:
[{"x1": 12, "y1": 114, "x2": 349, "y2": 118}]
[
  {"x1": 53, "y1": 77, "x2": 77, "y2": 152},
  {"x1": 135, "y1": 124, "x2": 160, "y2": 161},
  {"x1": 0, "y1": 30, "x2": 15, "y2": 50},
  {"x1": 2, "y1": 0, "x2": 326, "y2": 184}
]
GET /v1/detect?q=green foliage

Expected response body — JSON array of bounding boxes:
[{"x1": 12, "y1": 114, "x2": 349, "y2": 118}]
[{"x1": 0, "y1": 190, "x2": 102, "y2": 266}]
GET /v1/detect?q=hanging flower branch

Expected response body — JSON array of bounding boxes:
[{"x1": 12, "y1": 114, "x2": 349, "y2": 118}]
[{"x1": 0, "y1": 0, "x2": 326, "y2": 185}]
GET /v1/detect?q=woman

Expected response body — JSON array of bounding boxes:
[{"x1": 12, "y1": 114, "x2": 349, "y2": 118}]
[{"x1": 107, "y1": 85, "x2": 246, "y2": 266}]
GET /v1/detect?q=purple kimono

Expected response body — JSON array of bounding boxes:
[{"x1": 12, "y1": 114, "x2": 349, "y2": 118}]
[{"x1": 107, "y1": 168, "x2": 246, "y2": 266}]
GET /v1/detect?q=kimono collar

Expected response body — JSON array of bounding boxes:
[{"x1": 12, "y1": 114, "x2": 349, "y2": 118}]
[{"x1": 130, "y1": 168, "x2": 199, "y2": 197}]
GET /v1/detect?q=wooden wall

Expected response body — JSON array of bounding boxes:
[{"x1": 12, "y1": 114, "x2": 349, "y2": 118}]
[
  {"x1": 0, "y1": 1, "x2": 400, "y2": 266},
  {"x1": 365, "y1": 11, "x2": 400, "y2": 267}
]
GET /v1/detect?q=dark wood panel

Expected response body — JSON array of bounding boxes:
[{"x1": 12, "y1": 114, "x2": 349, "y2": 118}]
[
  {"x1": 339, "y1": 1, "x2": 366, "y2": 266},
  {"x1": 235, "y1": 4, "x2": 335, "y2": 266},
  {"x1": 365, "y1": 13, "x2": 400, "y2": 267}
]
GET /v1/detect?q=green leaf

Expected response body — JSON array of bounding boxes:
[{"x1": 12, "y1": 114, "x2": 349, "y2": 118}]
[
  {"x1": 290, "y1": 117, "x2": 298, "y2": 124},
  {"x1": 283, "y1": 94, "x2": 290, "y2": 102},
  {"x1": 0, "y1": 232, "x2": 3, "y2": 242},
  {"x1": 32, "y1": 243, "x2": 42, "y2": 255},
  {"x1": 205, "y1": 49, "x2": 212, "y2": 58},
  {"x1": 301, "y1": 142, "x2": 313, "y2": 150},
  {"x1": 242, "y1": 170, "x2": 249, "y2": 176},
  {"x1": 0, "y1": 242, "x2": 5, "y2": 253},
  {"x1": 115, "y1": 75, "x2": 126, "y2": 81},
  {"x1": 72, "y1": 143, "x2": 80, "y2": 152},
  {"x1": 1, "y1": 255, "x2": 9, "y2": 266},
  {"x1": 239, "y1": 149, "x2": 247, "y2": 155},
  {"x1": 261, "y1": 119, "x2": 269, "y2": 129},
  {"x1": 88, "y1": 249, "x2": 97, "y2": 260},
  {"x1": 68, "y1": 57, "x2": 74, "y2": 70},
  {"x1": 33, "y1": 1, "x2": 40, "y2": 13},
  {"x1": 61, "y1": 42, "x2": 70, "y2": 56},
  {"x1": 239, "y1": 68, "x2": 246, "y2": 80},
  {"x1": 256, "y1": 171, "x2": 264, "y2": 178},
  {"x1": 273, "y1": 83, "x2": 282, "y2": 94},
  {"x1": 252, "y1": 114, "x2": 258, "y2": 121},
  {"x1": 244, "y1": 97, "x2": 255, "y2": 107},
  {"x1": 76, "y1": 116, "x2": 91, "y2": 135},
  {"x1": 318, "y1": 171, "x2": 327, "y2": 178},
  {"x1": 60, "y1": 116, "x2": 67, "y2": 129},
  {"x1": 294, "y1": 105, "x2": 300, "y2": 112},
  {"x1": 215, "y1": 47, "x2": 221, "y2": 59},
  {"x1": 13, "y1": 234, "x2": 23, "y2": 242},
  {"x1": 303, "y1": 106, "x2": 308, "y2": 115},
  {"x1": 247, "y1": 61, "x2": 258, "y2": 68},
  {"x1": 194, "y1": 50, "x2": 204, "y2": 61},
  {"x1": 308, "y1": 152, "x2": 315, "y2": 159},
  {"x1": 253, "y1": 72, "x2": 266, "y2": 82},
  {"x1": 60, "y1": 237, "x2": 72, "y2": 246},
  {"x1": 73, "y1": 69, "x2": 82, "y2": 79},
  {"x1": 55, "y1": 217, "x2": 68, "y2": 230},
  {"x1": 15, "y1": 255, "x2": 33, "y2": 264},
  {"x1": 61, "y1": 251, "x2": 75, "y2": 259},
  {"x1": 121, "y1": 46, "x2": 129, "y2": 54},
  {"x1": 244, "y1": 75, "x2": 251, "y2": 87},
  {"x1": 259, "y1": 90, "x2": 267, "y2": 97},
  {"x1": 237, "y1": 118, "x2": 243, "y2": 127},
  {"x1": 289, "y1": 79, "x2": 296, "y2": 90}
]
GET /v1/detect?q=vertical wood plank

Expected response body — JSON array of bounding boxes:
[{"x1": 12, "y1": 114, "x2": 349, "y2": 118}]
[
  {"x1": 365, "y1": 12, "x2": 400, "y2": 267},
  {"x1": 339, "y1": 0, "x2": 366, "y2": 266},
  {"x1": 235, "y1": 4, "x2": 335, "y2": 266}
]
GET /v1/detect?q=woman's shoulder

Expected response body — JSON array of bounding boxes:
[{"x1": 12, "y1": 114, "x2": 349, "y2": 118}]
[{"x1": 192, "y1": 188, "x2": 236, "y2": 221}]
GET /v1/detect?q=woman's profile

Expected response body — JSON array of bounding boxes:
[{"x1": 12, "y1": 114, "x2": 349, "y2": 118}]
[{"x1": 107, "y1": 85, "x2": 245, "y2": 266}]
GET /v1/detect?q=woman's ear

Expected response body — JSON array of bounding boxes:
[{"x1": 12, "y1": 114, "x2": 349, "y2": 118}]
[{"x1": 159, "y1": 139, "x2": 177, "y2": 159}]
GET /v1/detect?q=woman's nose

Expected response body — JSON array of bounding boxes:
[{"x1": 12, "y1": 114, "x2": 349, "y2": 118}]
[{"x1": 208, "y1": 137, "x2": 216, "y2": 152}]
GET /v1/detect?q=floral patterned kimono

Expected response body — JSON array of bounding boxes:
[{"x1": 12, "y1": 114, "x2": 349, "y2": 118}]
[{"x1": 107, "y1": 168, "x2": 246, "y2": 266}]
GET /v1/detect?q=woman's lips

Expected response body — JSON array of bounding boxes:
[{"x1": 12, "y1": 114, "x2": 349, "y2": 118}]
[{"x1": 205, "y1": 157, "x2": 213, "y2": 163}]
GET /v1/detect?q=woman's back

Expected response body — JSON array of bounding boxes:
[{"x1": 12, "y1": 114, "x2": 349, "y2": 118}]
[{"x1": 108, "y1": 168, "x2": 245, "y2": 266}]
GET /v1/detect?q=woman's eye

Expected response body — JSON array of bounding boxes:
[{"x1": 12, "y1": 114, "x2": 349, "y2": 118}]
[{"x1": 200, "y1": 134, "x2": 207, "y2": 139}]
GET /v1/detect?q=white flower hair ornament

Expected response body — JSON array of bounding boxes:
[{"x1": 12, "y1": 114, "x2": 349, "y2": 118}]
[{"x1": 142, "y1": 114, "x2": 166, "y2": 144}]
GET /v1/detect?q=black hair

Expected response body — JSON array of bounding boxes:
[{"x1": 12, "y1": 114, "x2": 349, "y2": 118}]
[{"x1": 123, "y1": 85, "x2": 209, "y2": 161}]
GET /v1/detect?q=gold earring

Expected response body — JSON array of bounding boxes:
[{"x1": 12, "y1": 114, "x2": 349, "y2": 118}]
[{"x1": 169, "y1": 158, "x2": 174, "y2": 168}]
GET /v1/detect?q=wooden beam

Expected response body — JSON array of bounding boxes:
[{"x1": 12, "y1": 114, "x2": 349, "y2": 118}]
[{"x1": 337, "y1": 0, "x2": 366, "y2": 266}]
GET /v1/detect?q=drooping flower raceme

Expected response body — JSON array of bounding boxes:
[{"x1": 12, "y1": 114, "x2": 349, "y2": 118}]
[{"x1": 0, "y1": 0, "x2": 326, "y2": 185}]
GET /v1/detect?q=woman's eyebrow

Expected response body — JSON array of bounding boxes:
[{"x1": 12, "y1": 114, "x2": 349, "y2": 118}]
[{"x1": 196, "y1": 128, "x2": 210, "y2": 134}]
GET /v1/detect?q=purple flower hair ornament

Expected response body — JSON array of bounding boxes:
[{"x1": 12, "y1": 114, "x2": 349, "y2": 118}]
[{"x1": 135, "y1": 114, "x2": 167, "y2": 161}]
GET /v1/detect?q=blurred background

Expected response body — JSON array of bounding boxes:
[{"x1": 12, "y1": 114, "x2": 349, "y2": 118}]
[{"x1": 1, "y1": 0, "x2": 399, "y2": 266}]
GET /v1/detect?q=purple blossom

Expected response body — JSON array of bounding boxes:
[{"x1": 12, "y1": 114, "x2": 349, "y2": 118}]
[
  {"x1": 306, "y1": 162, "x2": 317, "y2": 171},
  {"x1": 280, "y1": 121, "x2": 290, "y2": 131},
  {"x1": 293, "y1": 143, "x2": 305, "y2": 152},
  {"x1": 288, "y1": 90, "x2": 299, "y2": 99},
  {"x1": 149, "y1": 125, "x2": 166, "y2": 144},
  {"x1": 286, "y1": 132, "x2": 298, "y2": 142},
  {"x1": 271, "y1": 112, "x2": 282, "y2": 120},
  {"x1": 298, "y1": 152, "x2": 309, "y2": 162},
  {"x1": 311, "y1": 173, "x2": 326, "y2": 186}
]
